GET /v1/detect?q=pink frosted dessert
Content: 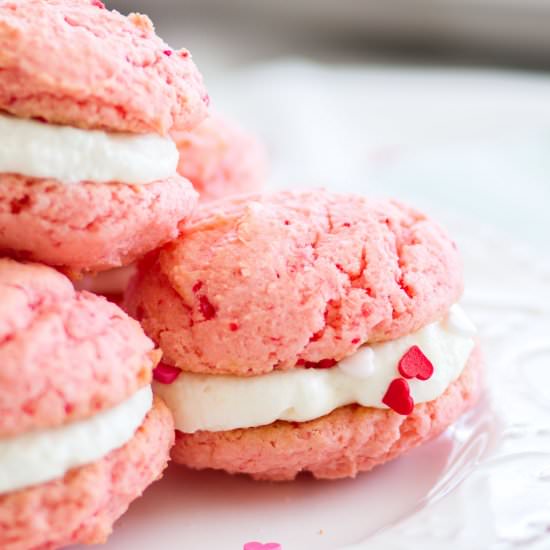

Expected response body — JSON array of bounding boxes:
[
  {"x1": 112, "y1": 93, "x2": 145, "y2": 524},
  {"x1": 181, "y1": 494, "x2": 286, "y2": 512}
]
[
  {"x1": 126, "y1": 190, "x2": 481, "y2": 480},
  {"x1": 0, "y1": 259, "x2": 174, "y2": 549},
  {"x1": 0, "y1": 0, "x2": 208, "y2": 274}
]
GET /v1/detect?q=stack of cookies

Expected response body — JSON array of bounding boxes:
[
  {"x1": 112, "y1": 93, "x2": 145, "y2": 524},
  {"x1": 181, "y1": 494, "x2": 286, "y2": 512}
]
[
  {"x1": 0, "y1": 1, "x2": 480, "y2": 549},
  {"x1": 127, "y1": 192, "x2": 480, "y2": 480}
]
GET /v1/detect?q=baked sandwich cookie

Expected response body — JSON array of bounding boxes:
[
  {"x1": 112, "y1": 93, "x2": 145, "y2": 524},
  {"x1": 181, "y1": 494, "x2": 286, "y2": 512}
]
[
  {"x1": 0, "y1": 259, "x2": 174, "y2": 549},
  {"x1": 172, "y1": 112, "x2": 267, "y2": 202},
  {"x1": 125, "y1": 190, "x2": 481, "y2": 481},
  {"x1": 0, "y1": 0, "x2": 208, "y2": 274}
]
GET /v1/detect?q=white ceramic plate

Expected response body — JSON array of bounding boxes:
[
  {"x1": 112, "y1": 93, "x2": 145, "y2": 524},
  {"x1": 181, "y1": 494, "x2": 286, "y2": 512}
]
[{"x1": 74, "y1": 66, "x2": 550, "y2": 550}]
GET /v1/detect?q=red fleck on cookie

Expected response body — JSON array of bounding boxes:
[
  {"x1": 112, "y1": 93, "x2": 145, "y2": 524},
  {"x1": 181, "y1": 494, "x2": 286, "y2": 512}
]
[
  {"x1": 0, "y1": 259, "x2": 174, "y2": 548},
  {"x1": 126, "y1": 190, "x2": 480, "y2": 480},
  {"x1": 0, "y1": 0, "x2": 206, "y2": 274}
]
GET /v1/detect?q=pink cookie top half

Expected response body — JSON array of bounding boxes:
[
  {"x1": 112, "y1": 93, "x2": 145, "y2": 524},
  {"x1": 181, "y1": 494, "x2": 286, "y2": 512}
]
[
  {"x1": 0, "y1": 0, "x2": 208, "y2": 134},
  {"x1": 172, "y1": 113, "x2": 267, "y2": 202},
  {"x1": 0, "y1": 259, "x2": 158, "y2": 437},
  {"x1": 126, "y1": 190, "x2": 463, "y2": 376}
]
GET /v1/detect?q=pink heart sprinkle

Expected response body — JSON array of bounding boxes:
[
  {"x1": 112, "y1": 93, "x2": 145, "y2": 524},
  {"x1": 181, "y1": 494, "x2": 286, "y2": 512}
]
[
  {"x1": 382, "y1": 378, "x2": 414, "y2": 415},
  {"x1": 153, "y1": 363, "x2": 181, "y2": 384},
  {"x1": 243, "y1": 542, "x2": 282, "y2": 550},
  {"x1": 398, "y1": 345, "x2": 434, "y2": 381},
  {"x1": 303, "y1": 358, "x2": 337, "y2": 369}
]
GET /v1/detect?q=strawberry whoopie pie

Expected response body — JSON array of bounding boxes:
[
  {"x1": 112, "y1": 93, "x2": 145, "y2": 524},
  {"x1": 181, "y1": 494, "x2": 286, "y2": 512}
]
[
  {"x1": 0, "y1": 259, "x2": 173, "y2": 549},
  {"x1": 126, "y1": 190, "x2": 480, "y2": 480},
  {"x1": 0, "y1": 0, "x2": 208, "y2": 275}
]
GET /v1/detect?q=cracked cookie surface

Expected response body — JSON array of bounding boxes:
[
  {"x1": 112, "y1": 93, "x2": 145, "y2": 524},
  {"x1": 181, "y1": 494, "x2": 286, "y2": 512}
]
[
  {"x1": 172, "y1": 346, "x2": 480, "y2": 480},
  {"x1": 0, "y1": 0, "x2": 208, "y2": 134},
  {"x1": 125, "y1": 190, "x2": 462, "y2": 375}
]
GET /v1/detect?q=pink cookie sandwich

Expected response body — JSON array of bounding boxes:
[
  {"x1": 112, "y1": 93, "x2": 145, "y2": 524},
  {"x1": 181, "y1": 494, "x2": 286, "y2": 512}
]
[
  {"x1": 0, "y1": 0, "x2": 208, "y2": 274},
  {"x1": 172, "y1": 112, "x2": 267, "y2": 202},
  {"x1": 125, "y1": 190, "x2": 481, "y2": 481},
  {"x1": 0, "y1": 259, "x2": 174, "y2": 549}
]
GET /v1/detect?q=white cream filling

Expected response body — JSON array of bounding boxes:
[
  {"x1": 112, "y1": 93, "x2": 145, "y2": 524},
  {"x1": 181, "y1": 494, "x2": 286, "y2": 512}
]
[
  {"x1": 0, "y1": 386, "x2": 153, "y2": 494},
  {"x1": 0, "y1": 113, "x2": 178, "y2": 184},
  {"x1": 155, "y1": 305, "x2": 476, "y2": 433}
]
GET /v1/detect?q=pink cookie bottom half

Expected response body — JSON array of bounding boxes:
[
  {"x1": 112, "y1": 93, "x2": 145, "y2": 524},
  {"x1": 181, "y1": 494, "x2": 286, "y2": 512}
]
[
  {"x1": 172, "y1": 346, "x2": 482, "y2": 481},
  {"x1": 0, "y1": 174, "x2": 198, "y2": 275},
  {"x1": 0, "y1": 397, "x2": 174, "y2": 550}
]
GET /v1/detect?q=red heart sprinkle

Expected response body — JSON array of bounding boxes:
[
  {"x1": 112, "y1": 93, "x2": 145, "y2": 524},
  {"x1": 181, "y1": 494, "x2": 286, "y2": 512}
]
[
  {"x1": 153, "y1": 363, "x2": 181, "y2": 384},
  {"x1": 382, "y1": 378, "x2": 414, "y2": 415},
  {"x1": 243, "y1": 543, "x2": 281, "y2": 550},
  {"x1": 163, "y1": 49, "x2": 173, "y2": 57},
  {"x1": 398, "y1": 345, "x2": 434, "y2": 381},
  {"x1": 304, "y1": 358, "x2": 337, "y2": 369}
]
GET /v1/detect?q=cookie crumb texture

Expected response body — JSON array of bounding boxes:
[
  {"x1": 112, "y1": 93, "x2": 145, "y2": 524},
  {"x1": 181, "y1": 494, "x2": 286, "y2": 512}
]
[
  {"x1": 172, "y1": 113, "x2": 267, "y2": 202},
  {"x1": 172, "y1": 347, "x2": 481, "y2": 481},
  {"x1": 126, "y1": 191, "x2": 463, "y2": 375},
  {"x1": 0, "y1": 174, "x2": 198, "y2": 273},
  {"x1": 0, "y1": 0, "x2": 208, "y2": 134},
  {"x1": 0, "y1": 259, "x2": 157, "y2": 437},
  {"x1": 0, "y1": 398, "x2": 174, "y2": 550}
]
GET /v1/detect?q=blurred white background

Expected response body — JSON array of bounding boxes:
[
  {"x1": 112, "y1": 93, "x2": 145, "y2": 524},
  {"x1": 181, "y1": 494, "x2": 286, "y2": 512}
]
[{"x1": 109, "y1": 1, "x2": 550, "y2": 250}]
